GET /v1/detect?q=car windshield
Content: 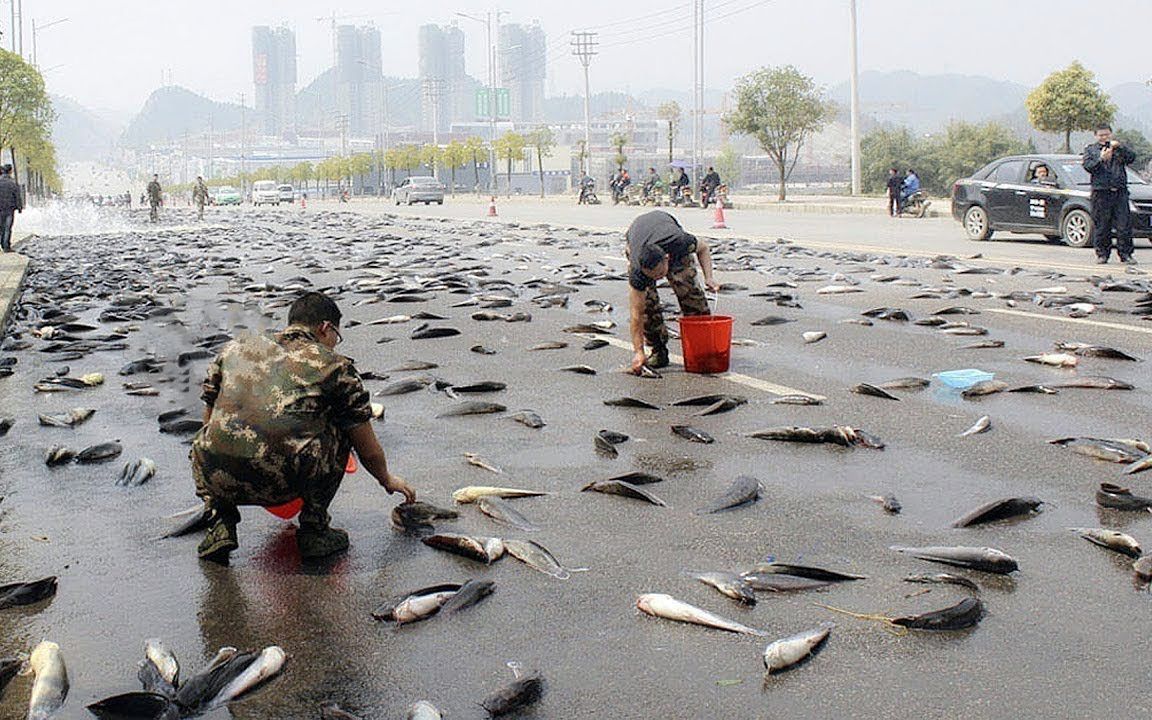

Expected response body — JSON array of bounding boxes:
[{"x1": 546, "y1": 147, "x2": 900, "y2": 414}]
[
  {"x1": 1061, "y1": 163, "x2": 1147, "y2": 185},
  {"x1": 254, "y1": 181, "x2": 276, "y2": 190},
  {"x1": 218, "y1": 186, "x2": 235, "y2": 193},
  {"x1": 278, "y1": 185, "x2": 292, "y2": 191},
  {"x1": 410, "y1": 177, "x2": 438, "y2": 185}
]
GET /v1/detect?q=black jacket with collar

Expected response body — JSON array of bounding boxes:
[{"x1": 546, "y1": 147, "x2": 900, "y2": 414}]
[{"x1": 1083, "y1": 142, "x2": 1137, "y2": 191}]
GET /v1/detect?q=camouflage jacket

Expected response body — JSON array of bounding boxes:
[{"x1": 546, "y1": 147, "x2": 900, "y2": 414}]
[
  {"x1": 192, "y1": 182, "x2": 209, "y2": 203},
  {"x1": 194, "y1": 325, "x2": 372, "y2": 473},
  {"x1": 146, "y1": 180, "x2": 162, "y2": 203}
]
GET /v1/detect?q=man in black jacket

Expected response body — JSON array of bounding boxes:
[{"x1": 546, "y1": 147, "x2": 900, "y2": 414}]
[
  {"x1": 0, "y1": 164, "x2": 23, "y2": 253},
  {"x1": 886, "y1": 167, "x2": 903, "y2": 216},
  {"x1": 1083, "y1": 124, "x2": 1137, "y2": 264}
]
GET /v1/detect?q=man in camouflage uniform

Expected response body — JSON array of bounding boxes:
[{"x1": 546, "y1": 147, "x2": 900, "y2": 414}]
[
  {"x1": 192, "y1": 176, "x2": 209, "y2": 220},
  {"x1": 146, "y1": 174, "x2": 163, "y2": 222},
  {"x1": 625, "y1": 210, "x2": 718, "y2": 373},
  {"x1": 191, "y1": 291, "x2": 416, "y2": 563}
]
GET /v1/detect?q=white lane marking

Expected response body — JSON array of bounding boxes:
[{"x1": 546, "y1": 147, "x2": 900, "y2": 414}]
[
  {"x1": 595, "y1": 335, "x2": 826, "y2": 401},
  {"x1": 985, "y1": 308, "x2": 1152, "y2": 335}
]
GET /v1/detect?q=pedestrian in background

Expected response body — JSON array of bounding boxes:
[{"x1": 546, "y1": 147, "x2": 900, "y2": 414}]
[
  {"x1": 0, "y1": 164, "x2": 24, "y2": 253},
  {"x1": 886, "y1": 167, "x2": 903, "y2": 216},
  {"x1": 192, "y1": 176, "x2": 209, "y2": 221},
  {"x1": 1083, "y1": 124, "x2": 1137, "y2": 265},
  {"x1": 146, "y1": 174, "x2": 163, "y2": 222}
]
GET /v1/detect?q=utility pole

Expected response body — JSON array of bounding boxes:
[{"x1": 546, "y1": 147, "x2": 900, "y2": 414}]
[
  {"x1": 848, "y1": 0, "x2": 862, "y2": 195},
  {"x1": 691, "y1": 0, "x2": 703, "y2": 194},
  {"x1": 423, "y1": 77, "x2": 444, "y2": 146},
  {"x1": 15, "y1": 0, "x2": 22, "y2": 57},
  {"x1": 570, "y1": 31, "x2": 598, "y2": 179}
]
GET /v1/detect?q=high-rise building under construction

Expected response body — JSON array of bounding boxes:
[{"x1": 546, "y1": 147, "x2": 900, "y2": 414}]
[
  {"x1": 252, "y1": 25, "x2": 297, "y2": 139},
  {"x1": 498, "y1": 22, "x2": 546, "y2": 123},
  {"x1": 336, "y1": 24, "x2": 383, "y2": 137}
]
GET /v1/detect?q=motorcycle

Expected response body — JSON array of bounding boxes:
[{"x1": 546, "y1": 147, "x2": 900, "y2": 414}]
[
  {"x1": 897, "y1": 190, "x2": 931, "y2": 218},
  {"x1": 577, "y1": 179, "x2": 600, "y2": 205},
  {"x1": 641, "y1": 184, "x2": 667, "y2": 207}
]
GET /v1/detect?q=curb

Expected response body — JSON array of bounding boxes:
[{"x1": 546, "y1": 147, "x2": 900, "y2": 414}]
[
  {"x1": 731, "y1": 201, "x2": 944, "y2": 218},
  {"x1": 0, "y1": 232, "x2": 31, "y2": 335}
]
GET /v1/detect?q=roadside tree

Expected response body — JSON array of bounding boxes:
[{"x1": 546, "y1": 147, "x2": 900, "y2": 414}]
[
  {"x1": 494, "y1": 131, "x2": 526, "y2": 197},
  {"x1": 610, "y1": 131, "x2": 629, "y2": 171},
  {"x1": 464, "y1": 136, "x2": 486, "y2": 189},
  {"x1": 420, "y1": 144, "x2": 442, "y2": 178},
  {"x1": 1026, "y1": 62, "x2": 1115, "y2": 153},
  {"x1": 1114, "y1": 128, "x2": 1152, "y2": 176},
  {"x1": 724, "y1": 65, "x2": 832, "y2": 201},
  {"x1": 0, "y1": 50, "x2": 56, "y2": 192},
  {"x1": 525, "y1": 127, "x2": 555, "y2": 198},
  {"x1": 441, "y1": 140, "x2": 469, "y2": 196},
  {"x1": 657, "y1": 101, "x2": 681, "y2": 165}
]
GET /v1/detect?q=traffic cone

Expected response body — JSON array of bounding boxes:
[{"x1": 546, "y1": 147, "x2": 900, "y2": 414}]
[
  {"x1": 711, "y1": 201, "x2": 728, "y2": 229},
  {"x1": 300, "y1": 195, "x2": 307, "y2": 209},
  {"x1": 487, "y1": 196, "x2": 498, "y2": 217}
]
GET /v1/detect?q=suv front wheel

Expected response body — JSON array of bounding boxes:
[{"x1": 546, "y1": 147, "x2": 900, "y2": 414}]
[
  {"x1": 964, "y1": 205, "x2": 993, "y2": 241},
  {"x1": 1061, "y1": 209, "x2": 1093, "y2": 248}
]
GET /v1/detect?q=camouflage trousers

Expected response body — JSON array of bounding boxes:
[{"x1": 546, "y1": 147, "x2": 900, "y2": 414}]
[
  {"x1": 644, "y1": 257, "x2": 710, "y2": 349},
  {"x1": 190, "y1": 432, "x2": 351, "y2": 529}
]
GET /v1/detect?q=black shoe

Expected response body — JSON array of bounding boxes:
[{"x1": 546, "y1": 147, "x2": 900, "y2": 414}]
[
  {"x1": 647, "y1": 347, "x2": 670, "y2": 369},
  {"x1": 197, "y1": 520, "x2": 238, "y2": 563},
  {"x1": 297, "y1": 526, "x2": 350, "y2": 559}
]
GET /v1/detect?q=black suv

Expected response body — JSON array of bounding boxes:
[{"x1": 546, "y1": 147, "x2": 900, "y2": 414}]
[{"x1": 951, "y1": 154, "x2": 1152, "y2": 247}]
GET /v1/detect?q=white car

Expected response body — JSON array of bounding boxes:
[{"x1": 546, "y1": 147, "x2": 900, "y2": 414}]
[
  {"x1": 252, "y1": 180, "x2": 280, "y2": 206},
  {"x1": 277, "y1": 184, "x2": 294, "y2": 204},
  {"x1": 392, "y1": 176, "x2": 445, "y2": 205}
]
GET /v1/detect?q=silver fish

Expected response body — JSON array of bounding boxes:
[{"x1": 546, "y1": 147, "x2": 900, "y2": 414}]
[
  {"x1": 504, "y1": 539, "x2": 573, "y2": 579},
  {"x1": 891, "y1": 545, "x2": 1018, "y2": 574},
  {"x1": 635, "y1": 593, "x2": 766, "y2": 636},
  {"x1": 407, "y1": 700, "x2": 443, "y2": 720},
  {"x1": 207, "y1": 646, "x2": 285, "y2": 709},
  {"x1": 958, "y1": 415, "x2": 991, "y2": 437},
  {"x1": 762, "y1": 625, "x2": 832, "y2": 674},
  {"x1": 688, "y1": 571, "x2": 757, "y2": 605},
  {"x1": 422, "y1": 534, "x2": 506, "y2": 564},
  {"x1": 478, "y1": 496, "x2": 539, "y2": 531},
  {"x1": 1070, "y1": 528, "x2": 1143, "y2": 558},
  {"x1": 27, "y1": 641, "x2": 69, "y2": 720},
  {"x1": 696, "y1": 476, "x2": 762, "y2": 514}
]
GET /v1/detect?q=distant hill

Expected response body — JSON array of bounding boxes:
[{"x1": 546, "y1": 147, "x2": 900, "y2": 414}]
[
  {"x1": 50, "y1": 94, "x2": 121, "y2": 161},
  {"x1": 121, "y1": 86, "x2": 244, "y2": 148}
]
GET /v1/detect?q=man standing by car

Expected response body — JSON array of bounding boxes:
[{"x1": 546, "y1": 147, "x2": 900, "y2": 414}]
[
  {"x1": 0, "y1": 164, "x2": 23, "y2": 253},
  {"x1": 1083, "y1": 124, "x2": 1137, "y2": 264},
  {"x1": 886, "y1": 167, "x2": 903, "y2": 216},
  {"x1": 625, "y1": 210, "x2": 719, "y2": 373},
  {"x1": 146, "y1": 174, "x2": 163, "y2": 222}
]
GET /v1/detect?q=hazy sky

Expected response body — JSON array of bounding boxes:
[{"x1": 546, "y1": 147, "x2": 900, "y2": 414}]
[{"x1": 9, "y1": 0, "x2": 1148, "y2": 116}]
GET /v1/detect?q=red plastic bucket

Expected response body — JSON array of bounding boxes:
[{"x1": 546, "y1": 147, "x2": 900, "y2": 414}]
[
  {"x1": 679, "y1": 315, "x2": 733, "y2": 374},
  {"x1": 265, "y1": 454, "x2": 358, "y2": 520}
]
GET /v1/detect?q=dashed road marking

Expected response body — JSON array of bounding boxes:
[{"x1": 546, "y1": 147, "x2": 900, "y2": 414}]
[
  {"x1": 595, "y1": 335, "x2": 826, "y2": 401},
  {"x1": 985, "y1": 308, "x2": 1152, "y2": 335}
]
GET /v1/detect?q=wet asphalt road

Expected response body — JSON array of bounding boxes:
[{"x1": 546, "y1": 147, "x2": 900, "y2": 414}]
[{"x1": 1, "y1": 204, "x2": 1151, "y2": 719}]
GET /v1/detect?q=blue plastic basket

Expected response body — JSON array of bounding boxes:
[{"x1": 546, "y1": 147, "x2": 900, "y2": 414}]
[{"x1": 932, "y1": 369, "x2": 994, "y2": 390}]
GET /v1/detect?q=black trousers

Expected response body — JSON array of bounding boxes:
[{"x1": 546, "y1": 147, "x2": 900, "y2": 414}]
[
  {"x1": 887, "y1": 193, "x2": 899, "y2": 216},
  {"x1": 0, "y1": 211, "x2": 13, "y2": 251},
  {"x1": 1091, "y1": 189, "x2": 1133, "y2": 260}
]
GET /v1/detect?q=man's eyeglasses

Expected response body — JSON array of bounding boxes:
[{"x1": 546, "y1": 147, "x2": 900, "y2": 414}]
[{"x1": 324, "y1": 321, "x2": 343, "y2": 346}]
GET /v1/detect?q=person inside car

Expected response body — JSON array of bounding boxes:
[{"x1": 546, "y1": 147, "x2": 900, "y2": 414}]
[{"x1": 1031, "y1": 165, "x2": 1056, "y2": 186}]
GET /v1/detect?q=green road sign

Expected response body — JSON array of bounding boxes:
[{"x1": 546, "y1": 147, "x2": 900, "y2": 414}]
[{"x1": 475, "y1": 88, "x2": 511, "y2": 120}]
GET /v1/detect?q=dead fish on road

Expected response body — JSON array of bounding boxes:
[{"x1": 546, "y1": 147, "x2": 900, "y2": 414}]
[
  {"x1": 583, "y1": 339, "x2": 608, "y2": 350},
  {"x1": 748, "y1": 425, "x2": 884, "y2": 450},
  {"x1": 802, "y1": 331, "x2": 827, "y2": 344},
  {"x1": 581, "y1": 480, "x2": 667, "y2": 507},
  {"x1": 27, "y1": 641, "x2": 69, "y2": 720},
  {"x1": 1007, "y1": 384, "x2": 1059, "y2": 394},
  {"x1": 451, "y1": 381, "x2": 507, "y2": 393},
  {"x1": 1070, "y1": 527, "x2": 1142, "y2": 558},
  {"x1": 962, "y1": 340, "x2": 1005, "y2": 349},
  {"x1": 744, "y1": 563, "x2": 866, "y2": 583},
  {"x1": 672, "y1": 394, "x2": 748, "y2": 408},
  {"x1": 478, "y1": 496, "x2": 539, "y2": 531},
  {"x1": 411, "y1": 326, "x2": 462, "y2": 340},
  {"x1": 696, "y1": 476, "x2": 762, "y2": 514},
  {"x1": 422, "y1": 534, "x2": 506, "y2": 564},
  {"x1": 763, "y1": 626, "x2": 832, "y2": 675},
  {"x1": 76, "y1": 441, "x2": 123, "y2": 464},
  {"x1": 878, "y1": 377, "x2": 930, "y2": 390},
  {"x1": 389, "y1": 360, "x2": 439, "y2": 372},
  {"x1": 0, "y1": 576, "x2": 58, "y2": 609},
  {"x1": 452, "y1": 486, "x2": 549, "y2": 503},
  {"x1": 891, "y1": 545, "x2": 1018, "y2": 574},
  {"x1": 559, "y1": 364, "x2": 597, "y2": 375},
  {"x1": 866, "y1": 494, "x2": 902, "y2": 514},
  {"x1": 372, "y1": 584, "x2": 462, "y2": 624},
  {"x1": 380, "y1": 378, "x2": 432, "y2": 396},
  {"x1": 87, "y1": 692, "x2": 177, "y2": 720},
  {"x1": 751, "y1": 316, "x2": 795, "y2": 326},
  {"x1": 38, "y1": 407, "x2": 96, "y2": 428},
  {"x1": 1024, "y1": 352, "x2": 1078, "y2": 367},
  {"x1": 687, "y1": 571, "x2": 757, "y2": 605},
  {"x1": 958, "y1": 415, "x2": 992, "y2": 437},
  {"x1": 1051, "y1": 437, "x2": 1148, "y2": 464},
  {"x1": 816, "y1": 285, "x2": 863, "y2": 295},
  {"x1": 436, "y1": 401, "x2": 506, "y2": 418},
  {"x1": 771, "y1": 394, "x2": 822, "y2": 405},
  {"x1": 635, "y1": 593, "x2": 766, "y2": 636},
  {"x1": 117, "y1": 458, "x2": 157, "y2": 487},
  {"x1": 510, "y1": 410, "x2": 546, "y2": 428},
  {"x1": 952, "y1": 497, "x2": 1043, "y2": 527},
  {"x1": 1096, "y1": 483, "x2": 1152, "y2": 511},
  {"x1": 45, "y1": 445, "x2": 77, "y2": 466},
  {"x1": 850, "y1": 383, "x2": 900, "y2": 400},
  {"x1": 603, "y1": 397, "x2": 661, "y2": 410},
  {"x1": 464, "y1": 453, "x2": 502, "y2": 474},
  {"x1": 392, "y1": 502, "x2": 459, "y2": 534},
  {"x1": 671, "y1": 425, "x2": 715, "y2": 444},
  {"x1": 607, "y1": 471, "x2": 664, "y2": 485},
  {"x1": 903, "y1": 573, "x2": 980, "y2": 591},
  {"x1": 1049, "y1": 376, "x2": 1134, "y2": 390},
  {"x1": 528, "y1": 341, "x2": 568, "y2": 351},
  {"x1": 481, "y1": 672, "x2": 545, "y2": 717},
  {"x1": 1055, "y1": 342, "x2": 1141, "y2": 361},
  {"x1": 740, "y1": 573, "x2": 834, "y2": 593},
  {"x1": 598, "y1": 429, "x2": 629, "y2": 445},
  {"x1": 961, "y1": 380, "x2": 1008, "y2": 398},
  {"x1": 563, "y1": 322, "x2": 615, "y2": 334},
  {"x1": 159, "y1": 418, "x2": 203, "y2": 435},
  {"x1": 440, "y1": 579, "x2": 496, "y2": 615},
  {"x1": 504, "y1": 539, "x2": 575, "y2": 579},
  {"x1": 695, "y1": 397, "x2": 746, "y2": 415},
  {"x1": 892, "y1": 597, "x2": 984, "y2": 630},
  {"x1": 594, "y1": 434, "x2": 619, "y2": 458}
]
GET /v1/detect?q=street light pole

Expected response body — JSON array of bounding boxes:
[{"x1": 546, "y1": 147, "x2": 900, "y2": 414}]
[
  {"x1": 570, "y1": 31, "x2": 598, "y2": 179},
  {"x1": 848, "y1": 0, "x2": 862, "y2": 195},
  {"x1": 30, "y1": 16, "x2": 67, "y2": 68},
  {"x1": 456, "y1": 10, "x2": 499, "y2": 194}
]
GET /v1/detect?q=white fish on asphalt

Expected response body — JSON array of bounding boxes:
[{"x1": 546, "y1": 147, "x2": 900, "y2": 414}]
[
  {"x1": 635, "y1": 593, "x2": 766, "y2": 636},
  {"x1": 27, "y1": 641, "x2": 69, "y2": 720},
  {"x1": 763, "y1": 625, "x2": 832, "y2": 674},
  {"x1": 958, "y1": 415, "x2": 991, "y2": 437},
  {"x1": 207, "y1": 646, "x2": 286, "y2": 709}
]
